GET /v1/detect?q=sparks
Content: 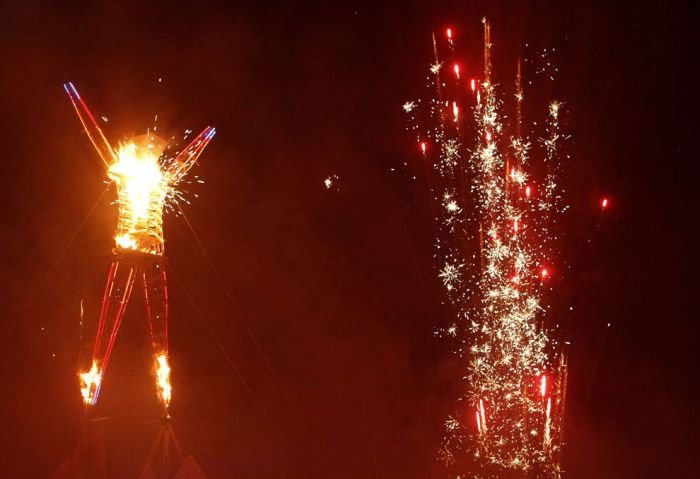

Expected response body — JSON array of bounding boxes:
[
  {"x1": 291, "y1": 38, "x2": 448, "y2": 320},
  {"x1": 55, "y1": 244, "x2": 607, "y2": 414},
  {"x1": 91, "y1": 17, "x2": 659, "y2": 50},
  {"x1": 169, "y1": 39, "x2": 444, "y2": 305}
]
[
  {"x1": 405, "y1": 20, "x2": 568, "y2": 477},
  {"x1": 439, "y1": 263, "x2": 462, "y2": 292}
]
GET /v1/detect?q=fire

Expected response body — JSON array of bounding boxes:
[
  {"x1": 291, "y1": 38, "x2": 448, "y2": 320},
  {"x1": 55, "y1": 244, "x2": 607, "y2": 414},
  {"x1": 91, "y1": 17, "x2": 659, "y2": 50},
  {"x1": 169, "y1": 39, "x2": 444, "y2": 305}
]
[
  {"x1": 80, "y1": 360, "x2": 102, "y2": 405},
  {"x1": 155, "y1": 353, "x2": 172, "y2": 409},
  {"x1": 63, "y1": 81, "x2": 216, "y2": 258},
  {"x1": 109, "y1": 137, "x2": 168, "y2": 255}
]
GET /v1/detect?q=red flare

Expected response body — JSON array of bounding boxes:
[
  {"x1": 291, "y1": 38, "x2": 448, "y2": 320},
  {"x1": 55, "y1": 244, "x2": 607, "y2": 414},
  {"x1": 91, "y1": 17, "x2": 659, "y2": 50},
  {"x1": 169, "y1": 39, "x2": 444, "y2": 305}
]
[
  {"x1": 454, "y1": 63, "x2": 460, "y2": 79},
  {"x1": 470, "y1": 78, "x2": 476, "y2": 92},
  {"x1": 601, "y1": 197, "x2": 608, "y2": 209},
  {"x1": 479, "y1": 399, "x2": 487, "y2": 431},
  {"x1": 540, "y1": 267, "x2": 549, "y2": 280},
  {"x1": 525, "y1": 185, "x2": 532, "y2": 197},
  {"x1": 453, "y1": 101, "x2": 459, "y2": 122},
  {"x1": 540, "y1": 375, "x2": 547, "y2": 398},
  {"x1": 446, "y1": 28, "x2": 453, "y2": 40},
  {"x1": 476, "y1": 410, "x2": 482, "y2": 434},
  {"x1": 420, "y1": 141, "x2": 427, "y2": 154}
]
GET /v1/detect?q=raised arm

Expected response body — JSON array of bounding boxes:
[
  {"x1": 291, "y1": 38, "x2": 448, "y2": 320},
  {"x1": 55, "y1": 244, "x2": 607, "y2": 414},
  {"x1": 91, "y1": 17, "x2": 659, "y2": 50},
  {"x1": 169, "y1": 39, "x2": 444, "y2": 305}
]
[
  {"x1": 166, "y1": 126, "x2": 216, "y2": 185},
  {"x1": 64, "y1": 82, "x2": 117, "y2": 169}
]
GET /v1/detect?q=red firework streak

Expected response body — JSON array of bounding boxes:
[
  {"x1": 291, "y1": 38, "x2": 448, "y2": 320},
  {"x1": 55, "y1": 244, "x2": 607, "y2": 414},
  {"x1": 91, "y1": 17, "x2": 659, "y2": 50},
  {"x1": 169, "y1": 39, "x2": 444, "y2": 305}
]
[{"x1": 65, "y1": 82, "x2": 215, "y2": 411}]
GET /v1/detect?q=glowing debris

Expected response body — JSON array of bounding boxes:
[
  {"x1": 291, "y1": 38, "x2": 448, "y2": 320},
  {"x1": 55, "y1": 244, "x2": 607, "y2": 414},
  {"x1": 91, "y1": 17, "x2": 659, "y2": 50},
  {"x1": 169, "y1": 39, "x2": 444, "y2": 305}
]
[{"x1": 324, "y1": 174, "x2": 340, "y2": 190}]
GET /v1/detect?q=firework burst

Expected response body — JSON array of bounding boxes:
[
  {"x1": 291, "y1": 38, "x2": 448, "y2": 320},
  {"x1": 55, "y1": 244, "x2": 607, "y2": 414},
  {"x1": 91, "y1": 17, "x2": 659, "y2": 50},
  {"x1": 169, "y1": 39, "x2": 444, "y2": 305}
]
[{"x1": 406, "y1": 20, "x2": 569, "y2": 478}]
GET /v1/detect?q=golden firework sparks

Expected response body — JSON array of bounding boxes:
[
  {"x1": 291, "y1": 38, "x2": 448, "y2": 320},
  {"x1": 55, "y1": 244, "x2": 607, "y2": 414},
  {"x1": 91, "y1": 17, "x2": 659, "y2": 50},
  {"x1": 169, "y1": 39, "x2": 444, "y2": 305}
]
[{"x1": 405, "y1": 20, "x2": 569, "y2": 477}]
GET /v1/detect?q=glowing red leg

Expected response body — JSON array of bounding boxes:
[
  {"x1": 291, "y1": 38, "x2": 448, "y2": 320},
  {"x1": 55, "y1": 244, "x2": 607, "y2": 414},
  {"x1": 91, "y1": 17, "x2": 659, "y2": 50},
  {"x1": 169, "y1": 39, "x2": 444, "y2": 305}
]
[
  {"x1": 143, "y1": 259, "x2": 171, "y2": 410},
  {"x1": 80, "y1": 259, "x2": 136, "y2": 406}
]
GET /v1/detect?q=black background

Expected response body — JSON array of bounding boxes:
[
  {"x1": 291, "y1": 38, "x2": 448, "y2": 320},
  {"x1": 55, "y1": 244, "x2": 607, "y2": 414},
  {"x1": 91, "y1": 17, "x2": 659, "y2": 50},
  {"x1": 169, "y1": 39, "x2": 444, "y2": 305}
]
[{"x1": 0, "y1": 1, "x2": 696, "y2": 477}]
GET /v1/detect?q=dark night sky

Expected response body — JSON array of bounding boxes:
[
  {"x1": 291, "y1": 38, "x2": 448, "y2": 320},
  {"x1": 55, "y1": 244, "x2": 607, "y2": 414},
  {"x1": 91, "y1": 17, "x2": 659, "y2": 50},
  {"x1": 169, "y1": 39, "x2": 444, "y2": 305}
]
[{"x1": 0, "y1": 1, "x2": 696, "y2": 478}]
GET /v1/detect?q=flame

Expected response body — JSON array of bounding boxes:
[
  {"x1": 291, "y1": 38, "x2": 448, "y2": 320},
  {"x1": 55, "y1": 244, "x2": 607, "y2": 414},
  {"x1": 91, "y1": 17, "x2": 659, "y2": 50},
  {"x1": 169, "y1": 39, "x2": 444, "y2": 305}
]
[
  {"x1": 108, "y1": 136, "x2": 168, "y2": 255},
  {"x1": 80, "y1": 360, "x2": 102, "y2": 405},
  {"x1": 155, "y1": 353, "x2": 172, "y2": 409}
]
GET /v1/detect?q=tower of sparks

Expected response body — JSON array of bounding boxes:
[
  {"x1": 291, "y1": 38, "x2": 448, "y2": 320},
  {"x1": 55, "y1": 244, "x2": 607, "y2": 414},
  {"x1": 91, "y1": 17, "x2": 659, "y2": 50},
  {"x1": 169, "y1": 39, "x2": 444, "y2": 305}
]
[
  {"x1": 405, "y1": 21, "x2": 567, "y2": 477},
  {"x1": 65, "y1": 82, "x2": 216, "y2": 413}
]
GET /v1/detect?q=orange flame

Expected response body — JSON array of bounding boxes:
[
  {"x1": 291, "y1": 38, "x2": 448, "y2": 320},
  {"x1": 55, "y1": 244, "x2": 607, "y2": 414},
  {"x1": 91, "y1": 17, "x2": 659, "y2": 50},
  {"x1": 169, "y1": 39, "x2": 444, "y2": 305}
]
[
  {"x1": 80, "y1": 360, "x2": 101, "y2": 405},
  {"x1": 155, "y1": 353, "x2": 172, "y2": 409}
]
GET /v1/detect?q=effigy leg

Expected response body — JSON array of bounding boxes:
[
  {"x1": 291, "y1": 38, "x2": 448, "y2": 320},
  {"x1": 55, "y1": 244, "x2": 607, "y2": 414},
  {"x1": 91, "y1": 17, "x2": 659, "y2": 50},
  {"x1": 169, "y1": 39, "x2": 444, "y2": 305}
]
[
  {"x1": 142, "y1": 259, "x2": 172, "y2": 412},
  {"x1": 80, "y1": 259, "x2": 136, "y2": 406}
]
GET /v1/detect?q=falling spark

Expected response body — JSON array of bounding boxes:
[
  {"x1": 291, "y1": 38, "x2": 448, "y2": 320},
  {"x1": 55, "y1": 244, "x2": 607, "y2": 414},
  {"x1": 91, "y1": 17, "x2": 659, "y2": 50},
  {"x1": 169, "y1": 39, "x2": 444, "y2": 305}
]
[{"x1": 324, "y1": 174, "x2": 340, "y2": 190}]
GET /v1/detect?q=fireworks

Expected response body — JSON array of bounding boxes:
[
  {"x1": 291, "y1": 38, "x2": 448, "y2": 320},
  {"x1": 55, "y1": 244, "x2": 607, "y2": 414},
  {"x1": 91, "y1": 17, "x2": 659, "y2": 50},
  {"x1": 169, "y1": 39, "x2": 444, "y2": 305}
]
[
  {"x1": 406, "y1": 20, "x2": 568, "y2": 477},
  {"x1": 65, "y1": 82, "x2": 215, "y2": 411}
]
